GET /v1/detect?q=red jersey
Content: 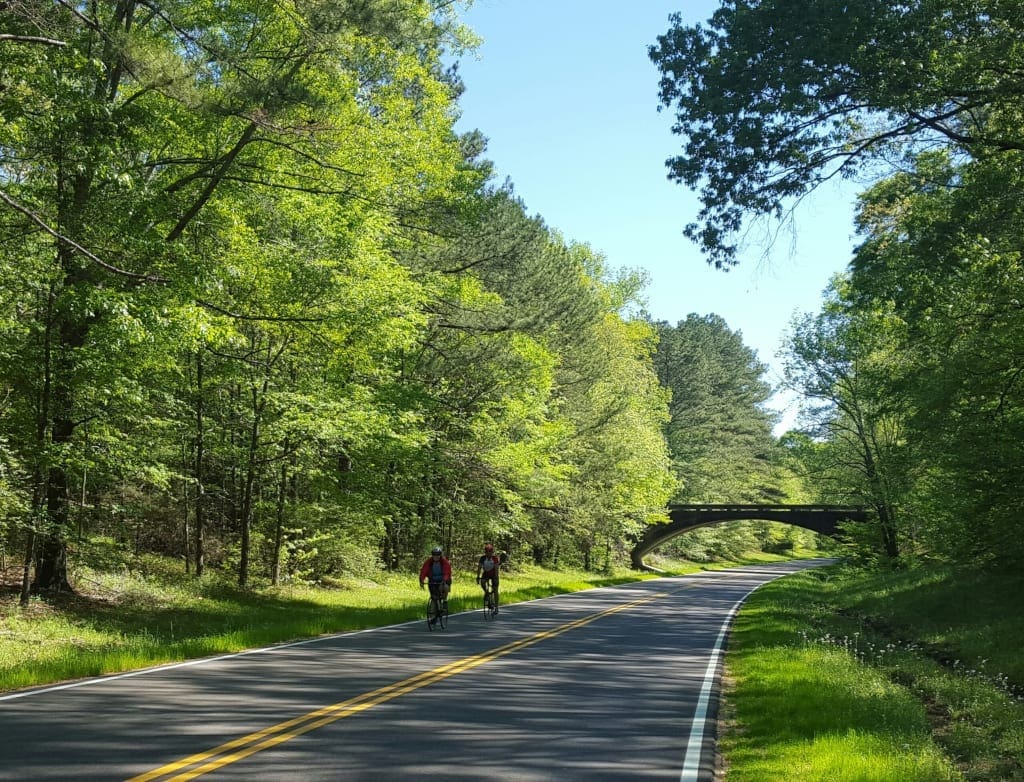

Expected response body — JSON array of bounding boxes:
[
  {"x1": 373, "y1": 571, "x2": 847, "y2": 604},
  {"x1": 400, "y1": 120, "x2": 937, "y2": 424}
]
[{"x1": 419, "y1": 556, "x2": 452, "y2": 583}]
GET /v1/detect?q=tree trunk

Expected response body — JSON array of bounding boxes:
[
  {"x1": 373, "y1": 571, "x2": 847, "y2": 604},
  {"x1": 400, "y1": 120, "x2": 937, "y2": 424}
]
[
  {"x1": 271, "y1": 448, "x2": 289, "y2": 586},
  {"x1": 33, "y1": 368, "x2": 78, "y2": 592},
  {"x1": 875, "y1": 503, "x2": 900, "y2": 560},
  {"x1": 20, "y1": 528, "x2": 35, "y2": 608},
  {"x1": 237, "y1": 372, "x2": 268, "y2": 588},
  {"x1": 194, "y1": 350, "x2": 206, "y2": 577},
  {"x1": 31, "y1": 119, "x2": 97, "y2": 593},
  {"x1": 860, "y1": 431, "x2": 900, "y2": 561},
  {"x1": 381, "y1": 522, "x2": 395, "y2": 572}
]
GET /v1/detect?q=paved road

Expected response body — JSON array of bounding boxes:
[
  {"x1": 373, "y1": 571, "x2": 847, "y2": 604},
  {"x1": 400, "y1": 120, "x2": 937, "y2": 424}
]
[{"x1": 0, "y1": 559, "x2": 831, "y2": 781}]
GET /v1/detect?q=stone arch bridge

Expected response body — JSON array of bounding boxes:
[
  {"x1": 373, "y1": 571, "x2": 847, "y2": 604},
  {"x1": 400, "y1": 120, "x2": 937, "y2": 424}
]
[{"x1": 631, "y1": 504, "x2": 869, "y2": 570}]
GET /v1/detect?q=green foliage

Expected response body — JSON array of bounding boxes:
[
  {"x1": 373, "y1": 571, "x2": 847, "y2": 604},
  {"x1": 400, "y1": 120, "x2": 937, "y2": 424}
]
[
  {"x1": 0, "y1": 432, "x2": 28, "y2": 553},
  {"x1": 650, "y1": 0, "x2": 1024, "y2": 268},
  {"x1": 778, "y1": 146, "x2": 1024, "y2": 568},
  {"x1": 654, "y1": 315, "x2": 781, "y2": 503},
  {"x1": 0, "y1": 0, "x2": 484, "y2": 588},
  {"x1": 1, "y1": 0, "x2": 832, "y2": 594},
  {"x1": 847, "y1": 150, "x2": 1024, "y2": 567},
  {"x1": 782, "y1": 283, "x2": 911, "y2": 560},
  {"x1": 651, "y1": 0, "x2": 1024, "y2": 568}
]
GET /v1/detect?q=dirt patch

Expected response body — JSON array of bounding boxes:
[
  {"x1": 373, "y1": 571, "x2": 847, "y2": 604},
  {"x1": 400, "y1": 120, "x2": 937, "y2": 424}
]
[{"x1": 714, "y1": 671, "x2": 738, "y2": 780}]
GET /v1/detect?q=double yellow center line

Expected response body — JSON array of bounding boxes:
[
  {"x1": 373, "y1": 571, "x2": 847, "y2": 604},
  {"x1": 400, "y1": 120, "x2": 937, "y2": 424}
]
[{"x1": 130, "y1": 590, "x2": 671, "y2": 781}]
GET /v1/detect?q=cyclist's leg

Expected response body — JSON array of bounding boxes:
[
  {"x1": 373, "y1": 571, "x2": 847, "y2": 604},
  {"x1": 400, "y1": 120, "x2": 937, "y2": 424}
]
[
  {"x1": 481, "y1": 578, "x2": 492, "y2": 609},
  {"x1": 440, "y1": 582, "x2": 449, "y2": 627},
  {"x1": 428, "y1": 582, "x2": 441, "y2": 624}
]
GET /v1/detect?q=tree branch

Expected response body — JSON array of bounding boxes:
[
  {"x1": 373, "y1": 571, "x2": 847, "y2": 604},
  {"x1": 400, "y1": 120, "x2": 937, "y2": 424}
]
[
  {"x1": 0, "y1": 189, "x2": 167, "y2": 282},
  {"x1": 0, "y1": 34, "x2": 66, "y2": 46}
]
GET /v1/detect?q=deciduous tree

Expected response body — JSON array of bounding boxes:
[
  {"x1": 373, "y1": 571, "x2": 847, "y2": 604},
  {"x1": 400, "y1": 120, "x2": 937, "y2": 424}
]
[{"x1": 650, "y1": 0, "x2": 1024, "y2": 268}]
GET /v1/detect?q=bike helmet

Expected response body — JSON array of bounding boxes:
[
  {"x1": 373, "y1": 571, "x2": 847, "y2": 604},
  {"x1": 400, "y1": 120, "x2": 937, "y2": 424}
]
[
  {"x1": 484, "y1": 543, "x2": 494, "y2": 553},
  {"x1": 431, "y1": 546, "x2": 443, "y2": 555}
]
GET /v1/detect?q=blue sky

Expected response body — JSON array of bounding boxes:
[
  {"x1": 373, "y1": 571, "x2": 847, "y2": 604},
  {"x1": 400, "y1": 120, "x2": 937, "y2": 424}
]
[{"x1": 450, "y1": 0, "x2": 863, "y2": 429}]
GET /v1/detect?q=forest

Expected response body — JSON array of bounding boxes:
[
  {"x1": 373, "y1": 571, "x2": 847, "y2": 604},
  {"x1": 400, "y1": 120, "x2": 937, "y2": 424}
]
[
  {"x1": 651, "y1": 0, "x2": 1024, "y2": 571},
  {"x1": 2, "y1": 0, "x2": 1021, "y2": 603}
]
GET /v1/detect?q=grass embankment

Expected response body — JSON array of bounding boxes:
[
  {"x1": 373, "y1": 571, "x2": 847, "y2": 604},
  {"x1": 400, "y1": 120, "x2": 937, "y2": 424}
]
[{"x1": 721, "y1": 564, "x2": 1024, "y2": 782}]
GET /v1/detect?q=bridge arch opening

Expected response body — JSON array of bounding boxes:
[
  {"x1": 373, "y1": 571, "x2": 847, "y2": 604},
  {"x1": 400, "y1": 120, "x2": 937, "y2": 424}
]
[{"x1": 630, "y1": 504, "x2": 868, "y2": 570}]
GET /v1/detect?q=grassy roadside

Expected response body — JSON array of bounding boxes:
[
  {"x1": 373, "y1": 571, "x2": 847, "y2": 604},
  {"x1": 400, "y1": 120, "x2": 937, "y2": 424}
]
[
  {"x1": 0, "y1": 550, "x2": 806, "y2": 694},
  {"x1": 0, "y1": 555, "x2": 696, "y2": 694},
  {"x1": 0, "y1": 562, "x2": 630, "y2": 693},
  {"x1": 719, "y1": 563, "x2": 1024, "y2": 781}
]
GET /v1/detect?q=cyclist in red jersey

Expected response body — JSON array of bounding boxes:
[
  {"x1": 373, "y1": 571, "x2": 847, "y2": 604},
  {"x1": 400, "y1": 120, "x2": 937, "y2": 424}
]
[{"x1": 419, "y1": 546, "x2": 452, "y2": 603}]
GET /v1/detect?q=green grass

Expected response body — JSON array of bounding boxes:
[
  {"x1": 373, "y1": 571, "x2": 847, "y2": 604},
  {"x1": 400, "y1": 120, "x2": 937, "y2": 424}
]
[{"x1": 721, "y1": 564, "x2": 1024, "y2": 782}]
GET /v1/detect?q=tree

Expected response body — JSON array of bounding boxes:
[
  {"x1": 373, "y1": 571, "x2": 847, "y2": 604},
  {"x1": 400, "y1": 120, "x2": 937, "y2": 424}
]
[
  {"x1": 0, "y1": 0, "x2": 472, "y2": 590},
  {"x1": 550, "y1": 270, "x2": 676, "y2": 570},
  {"x1": 649, "y1": 0, "x2": 1024, "y2": 268},
  {"x1": 782, "y1": 279, "x2": 909, "y2": 560},
  {"x1": 847, "y1": 150, "x2": 1024, "y2": 566},
  {"x1": 653, "y1": 314, "x2": 780, "y2": 503},
  {"x1": 388, "y1": 178, "x2": 676, "y2": 570}
]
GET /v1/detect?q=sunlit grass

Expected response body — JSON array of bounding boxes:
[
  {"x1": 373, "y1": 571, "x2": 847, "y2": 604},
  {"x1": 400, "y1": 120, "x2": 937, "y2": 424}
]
[
  {"x1": 727, "y1": 730, "x2": 959, "y2": 782},
  {"x1": 722, "y1": 579, "x2": 960, "y2": 781},
  {"x1": 722, "y1": 565, "x2": 1024, "y2": 781},
  {"x1": 649, "y1": 546, "x2": 825, "y2": 576}
]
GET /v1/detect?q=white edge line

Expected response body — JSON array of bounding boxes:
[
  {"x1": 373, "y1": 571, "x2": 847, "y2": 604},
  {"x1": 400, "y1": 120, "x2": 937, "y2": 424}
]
[{"x1": 679, "y1": 583, "x2": 761, "y2": 782}]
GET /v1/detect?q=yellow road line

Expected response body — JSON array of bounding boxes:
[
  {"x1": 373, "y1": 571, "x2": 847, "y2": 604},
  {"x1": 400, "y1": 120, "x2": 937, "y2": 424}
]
[{"x1": 129, "y1": 589, "x2": 673, "y2": 781}]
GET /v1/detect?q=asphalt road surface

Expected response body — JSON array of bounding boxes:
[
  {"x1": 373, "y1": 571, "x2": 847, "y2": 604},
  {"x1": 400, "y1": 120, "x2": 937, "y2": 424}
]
[{"x1": 0, "y1": 559, "x2": 832, "y2": 781}]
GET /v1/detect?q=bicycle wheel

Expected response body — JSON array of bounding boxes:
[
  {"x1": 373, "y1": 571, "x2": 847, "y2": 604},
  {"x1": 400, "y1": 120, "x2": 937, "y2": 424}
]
[
  {"x1": 482, "y1": 587, "x2": 495, "y2": 620},
  {"x1": 438, "y1": 597, "x2": 448, "y2": 629},
  {"x1": 426, "y1": 597, "x2": 439, "y2": 631}
]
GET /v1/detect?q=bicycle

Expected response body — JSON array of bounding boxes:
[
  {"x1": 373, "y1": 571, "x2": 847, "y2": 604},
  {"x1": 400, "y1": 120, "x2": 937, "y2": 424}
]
[
  {"x1": 480, "y1": 578, "x2": 497, "y2": 620},
  {"x1": 426, "y1": 586, "x2": 448, "y2": 631}
]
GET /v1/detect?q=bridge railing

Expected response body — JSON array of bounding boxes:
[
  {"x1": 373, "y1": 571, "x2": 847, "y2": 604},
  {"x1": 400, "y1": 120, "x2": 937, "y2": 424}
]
[{"x1": 668, "y1": 504, "x2": 867, "y2": 514}]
